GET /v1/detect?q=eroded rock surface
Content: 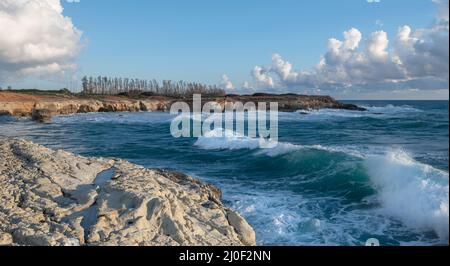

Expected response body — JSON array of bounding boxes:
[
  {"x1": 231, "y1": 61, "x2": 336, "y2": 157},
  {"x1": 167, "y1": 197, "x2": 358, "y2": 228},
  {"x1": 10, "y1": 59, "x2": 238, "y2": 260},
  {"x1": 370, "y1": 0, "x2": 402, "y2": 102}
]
[
  {"x1": 0, "y1": 138, "x2": 256, "y2": 246},
  {"x1": 0, "y1": 91, "x2": 365, "y2": 120}
]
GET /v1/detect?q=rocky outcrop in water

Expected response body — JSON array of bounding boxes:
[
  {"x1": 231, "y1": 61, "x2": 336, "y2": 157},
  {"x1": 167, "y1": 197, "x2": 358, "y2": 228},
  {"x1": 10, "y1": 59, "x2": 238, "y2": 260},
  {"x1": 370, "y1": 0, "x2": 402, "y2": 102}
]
[
  {"x1": 0, "y1": 92, "x2": 365, "y2": 122},
  {"x1": 31, "y1": 109, "x2": 53, "y2": 123},
  {"x1": 0, "y1": 138, "x2": 256, "y2": 246},
  {"x1": 205, "y1": 94, "x2": 366, "y2": 112}
]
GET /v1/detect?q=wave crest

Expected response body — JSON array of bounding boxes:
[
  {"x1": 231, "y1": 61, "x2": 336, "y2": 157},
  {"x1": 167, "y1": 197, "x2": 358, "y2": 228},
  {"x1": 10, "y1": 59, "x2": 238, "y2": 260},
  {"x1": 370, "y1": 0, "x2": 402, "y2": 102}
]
[
  {"x1": 195, "y1": 129, "x2": 449, "y2": 241},
  {"x1": 365, "y1": 150, "x2": 449, "y2": 241}
]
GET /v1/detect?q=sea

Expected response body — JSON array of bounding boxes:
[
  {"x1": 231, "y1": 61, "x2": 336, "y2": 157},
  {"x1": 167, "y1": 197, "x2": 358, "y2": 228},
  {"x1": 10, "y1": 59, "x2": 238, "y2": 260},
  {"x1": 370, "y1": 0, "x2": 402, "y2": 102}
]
[{"x1": 0, "y1": 100, "x2": 448, "y2": 246}]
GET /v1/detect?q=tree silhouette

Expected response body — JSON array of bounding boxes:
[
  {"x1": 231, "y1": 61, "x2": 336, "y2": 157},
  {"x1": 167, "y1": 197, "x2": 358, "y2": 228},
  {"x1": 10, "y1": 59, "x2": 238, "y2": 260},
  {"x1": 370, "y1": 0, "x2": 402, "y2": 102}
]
[{"x1": 80, "y1": 76, "x2": 225, "y2": 97}]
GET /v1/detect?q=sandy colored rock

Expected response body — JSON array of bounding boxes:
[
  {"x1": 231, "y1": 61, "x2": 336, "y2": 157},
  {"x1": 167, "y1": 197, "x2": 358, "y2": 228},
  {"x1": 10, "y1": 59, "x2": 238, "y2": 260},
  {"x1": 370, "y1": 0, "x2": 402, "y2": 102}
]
[
  {"x1": 0, "y1": 91, "x2": 365, "y2": 118},
  {"x1": 0, "y1": 138, "x2": 256, "y2": 246},
  {"x1": 0, "y1": 92, "x2": 173, "y2": 117},
  {"x1": 226, "y1": 210, "x2": 256, "y2": 246},
  {"x1": 0, "y1": 231, "x2": 12, "y2": 246}
]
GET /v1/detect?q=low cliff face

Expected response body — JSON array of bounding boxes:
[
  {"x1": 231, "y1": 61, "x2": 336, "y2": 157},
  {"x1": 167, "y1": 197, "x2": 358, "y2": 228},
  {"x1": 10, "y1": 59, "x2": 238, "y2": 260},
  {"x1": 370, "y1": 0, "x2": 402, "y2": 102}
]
[
  {"x1": 0, "y1": 139, "x2": 256, "y2": 246},
  {"x1": 0, "y1": 93, "x2": 172, "y2": 118},
  {"x1": 203, "y1": 94, "x2": 366, "y2": 112},
  {"x1": 0, "y1": 92, "x2": 365, "y2": 121}
]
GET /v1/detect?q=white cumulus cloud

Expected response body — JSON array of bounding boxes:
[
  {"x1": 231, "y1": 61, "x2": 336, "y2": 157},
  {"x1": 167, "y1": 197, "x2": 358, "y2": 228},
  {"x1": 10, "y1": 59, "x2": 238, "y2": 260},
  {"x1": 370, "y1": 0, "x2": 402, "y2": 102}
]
[
  {"x1": 219, "y1": 74, "x2": 235, "y2": 90},
  {"x1": 249, "y1": 0, "x2": 449, "y2": 94},
  {"x1": 252, "y1": 65, "x2": 275, "y2": 88},
  {"x1": 0, "y1": 0, "x2": 82, "y2": 81}
]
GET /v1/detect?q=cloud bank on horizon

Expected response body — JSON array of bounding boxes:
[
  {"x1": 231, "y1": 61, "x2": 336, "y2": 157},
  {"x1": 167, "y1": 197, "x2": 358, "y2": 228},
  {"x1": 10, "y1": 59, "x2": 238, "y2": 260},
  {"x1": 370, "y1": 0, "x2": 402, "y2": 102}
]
[
  {"x1": 0, "y1": 0, "x2": 448, "y2": 99},
  {"x1": 0, "y1": 0, "x2": 82, "y2": 82},
  {"x1": 236, "y1": 0, "x2": 449, "y2": 96}
]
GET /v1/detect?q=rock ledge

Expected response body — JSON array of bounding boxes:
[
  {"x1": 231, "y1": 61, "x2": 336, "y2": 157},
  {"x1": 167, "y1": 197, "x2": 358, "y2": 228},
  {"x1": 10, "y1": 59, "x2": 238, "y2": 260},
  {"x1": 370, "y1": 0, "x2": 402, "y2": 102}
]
[{"x1": 0, "y1": 138, "x2": 256, "y2": 246}]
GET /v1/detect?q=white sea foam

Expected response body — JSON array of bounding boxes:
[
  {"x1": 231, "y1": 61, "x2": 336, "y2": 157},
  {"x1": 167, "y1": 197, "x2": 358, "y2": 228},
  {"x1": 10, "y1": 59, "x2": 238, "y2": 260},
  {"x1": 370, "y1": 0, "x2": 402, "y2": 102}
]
[
  {"x1": 363, "y1": 104, "x2": 422, "y2": 114},
  {"x1": 365, "y1": 150, "x2": 449, "y2": 241},
  {"x1": 223, "y1": 184, "x2": 422, "y2": 245},
  {"x1": 296, "y1": 109, "x2": 368, "y2": 118},
  {"x1": 195, "y1": 128, "x2": 262, "y2": 150},
  {"x1": 195, "y1": 128, "x2": 299, "y2": 155},
  {"x1": 194, "y1": 128, "x2": 366, "y2": 157},
  {"x1": 195, "y1": 128, "x2": 449, "y2": 241},
  {"x1": 222, "y1": 186, "x2": 345, "y2": 245},
  {"x1": 289, "y1": 104, "x2": 422, "y2": 121},
  {"x1": 53, "y1": 111, "x2": 175, "y2": 124}
]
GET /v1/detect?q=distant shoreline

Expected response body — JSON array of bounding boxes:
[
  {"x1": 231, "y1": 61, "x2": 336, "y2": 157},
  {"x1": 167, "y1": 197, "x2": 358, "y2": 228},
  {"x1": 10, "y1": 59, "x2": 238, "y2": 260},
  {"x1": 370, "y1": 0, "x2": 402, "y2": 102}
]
[{"x1": 0, "y1": 90, "x2": 366, "y2": 122}]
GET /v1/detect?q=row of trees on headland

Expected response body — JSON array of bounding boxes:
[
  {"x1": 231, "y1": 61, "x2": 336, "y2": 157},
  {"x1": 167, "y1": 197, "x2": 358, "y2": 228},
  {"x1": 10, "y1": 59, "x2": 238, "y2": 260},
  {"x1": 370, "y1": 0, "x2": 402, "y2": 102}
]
[{"x1": 81, "y1": 76, "x2": 225, "y2": 97}]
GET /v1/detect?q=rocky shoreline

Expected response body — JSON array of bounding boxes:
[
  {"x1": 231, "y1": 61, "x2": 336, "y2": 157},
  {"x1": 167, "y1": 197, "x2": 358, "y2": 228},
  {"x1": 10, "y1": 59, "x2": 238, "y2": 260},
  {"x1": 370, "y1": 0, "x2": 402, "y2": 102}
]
[
  {"x1": 0, "y1": 91, "x2": 366, "y2": 122},
  {"x1": 0, "y1": 138, "x2": 256, "y2": 246}
]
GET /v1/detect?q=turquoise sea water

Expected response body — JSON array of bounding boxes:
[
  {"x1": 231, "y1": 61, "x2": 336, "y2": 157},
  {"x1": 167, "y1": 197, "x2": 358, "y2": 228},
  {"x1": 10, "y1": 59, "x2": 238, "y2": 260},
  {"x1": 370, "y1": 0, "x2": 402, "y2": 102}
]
[{"x1": 1, "y1": 100, "x2": 448, "y2": 246}]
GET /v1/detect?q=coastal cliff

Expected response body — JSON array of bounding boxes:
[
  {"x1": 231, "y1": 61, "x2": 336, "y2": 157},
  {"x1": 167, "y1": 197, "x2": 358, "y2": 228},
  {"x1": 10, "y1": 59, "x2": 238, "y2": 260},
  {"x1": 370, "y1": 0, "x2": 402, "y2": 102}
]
[
  {"x1": 0, "y1": 92, "x2": 172, "y2": 121},
  {"x1": 0, "y1": 91, "x2": 365, "y2": 122},
  {"x1": 0, "y1": 138, "x2": 256, "y2": 246}
]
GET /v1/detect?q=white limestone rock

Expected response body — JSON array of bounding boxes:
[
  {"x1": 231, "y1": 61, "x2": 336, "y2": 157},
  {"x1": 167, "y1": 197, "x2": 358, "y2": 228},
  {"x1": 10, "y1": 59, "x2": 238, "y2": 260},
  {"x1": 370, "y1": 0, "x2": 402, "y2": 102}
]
[{"x1": 0, "y1": 138, "x2": 256, "y2": 246}]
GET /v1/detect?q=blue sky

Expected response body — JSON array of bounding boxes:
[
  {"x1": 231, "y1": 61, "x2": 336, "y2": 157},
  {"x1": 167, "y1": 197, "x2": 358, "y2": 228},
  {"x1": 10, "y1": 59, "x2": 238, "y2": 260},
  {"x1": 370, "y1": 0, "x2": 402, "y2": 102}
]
[
  {"x1": 65, "y1": 0, "x2": 434, "y2": 83},
  {"x1": 1, "y1": 0, "x2": 448, "y2": 99}
]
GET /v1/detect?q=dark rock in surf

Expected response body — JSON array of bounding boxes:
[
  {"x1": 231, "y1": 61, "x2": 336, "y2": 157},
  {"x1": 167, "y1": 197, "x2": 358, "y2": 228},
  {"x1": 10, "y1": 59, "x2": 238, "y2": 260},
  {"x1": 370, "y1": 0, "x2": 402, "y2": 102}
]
[
  {"x1": 31, "y1": 109, "x2": 53, "y2": 123},
  {"x1": 337, "y1": 104, "x2": 367, "y2": 111},
  {"x1": 0, "y1": 110, "x2": 10, "y2": 116}
]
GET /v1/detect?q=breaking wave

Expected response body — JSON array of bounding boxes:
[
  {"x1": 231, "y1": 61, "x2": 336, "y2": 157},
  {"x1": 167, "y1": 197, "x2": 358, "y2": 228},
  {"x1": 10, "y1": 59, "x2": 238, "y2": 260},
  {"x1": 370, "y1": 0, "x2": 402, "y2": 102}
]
[
  {"x1": 365, "y1": 150, "x2": 449, "y2": 240},
  {"x1": 195, "y1": 129, "x2": 449, "y2": 241}
]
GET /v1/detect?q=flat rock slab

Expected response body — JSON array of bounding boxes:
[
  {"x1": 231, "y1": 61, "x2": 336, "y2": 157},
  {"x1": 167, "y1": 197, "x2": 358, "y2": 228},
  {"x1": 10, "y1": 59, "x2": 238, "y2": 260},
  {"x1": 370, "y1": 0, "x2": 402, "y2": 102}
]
[{"x1": 0, "y1": 138, "x2": 256, "y2": 246}]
